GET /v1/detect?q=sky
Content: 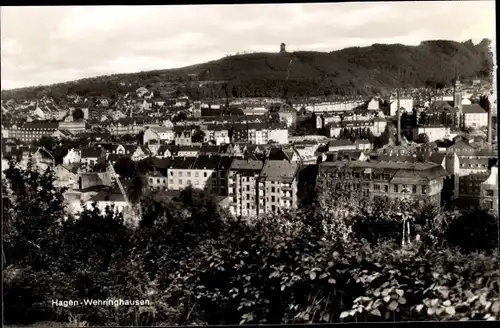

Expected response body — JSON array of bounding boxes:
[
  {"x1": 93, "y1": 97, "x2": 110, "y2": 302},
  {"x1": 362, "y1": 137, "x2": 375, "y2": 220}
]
[{"x1": 1, "y1": 1, "x2": 496, "y2": 90}]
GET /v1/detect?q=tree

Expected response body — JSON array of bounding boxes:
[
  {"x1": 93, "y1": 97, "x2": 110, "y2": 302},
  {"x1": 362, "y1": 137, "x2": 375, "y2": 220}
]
[
  {"x1": 72, "y1": 108, "x2": 84, "y2": 121},
  {"x1": 416, "y1": 133, "x2": 430, "y2": 144},
  {"x1": 191, "y1": 127, "x2": 205, "y2": 143},
  {"x1": 35, "y1": 135, "x2": 57, "y2": 152},
  {"x1": 113, "y1": 157, "x2": 138, "y2": 179}
]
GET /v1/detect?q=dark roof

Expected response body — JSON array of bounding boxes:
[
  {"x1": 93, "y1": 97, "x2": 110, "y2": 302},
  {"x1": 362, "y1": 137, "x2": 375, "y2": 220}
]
[
  {"x1": 230, "y1": 159, "x2": 264, "y2": 171},
  {"x1": 193, "y1": 154, "x2": 222, "y2": 170},
  {"x1": 329, "y1": 140, "x2": 353, "y2": 147},
  {"x1": 22, "y1": 122, "x2": 59, "y2": 130},
  {"x1": 200, "y1": 145, "x2": 220, "y2": 153},
  {"x1": 462, "y1": 104, "x2": 486, "y2": 114},
  {"x1": 81, "y1": 147, "x2": 104, "y2": 158},
  {"x1": 152, "y1": 158, "x2": 172, "y2": 169},
  {"x1": 170, "y1": 156, "x2": 196, "y2": 169},
  {"x1": 218, "y1": 156, "x2": 234, "y2": 170},
  {"x1": 259, "y1": 160, "x2": 299, "y2": 183},
  {"x1": 319, "y1": 160, "x2": 448, "y2": 183},
  {"x1": 178, "y1": 145, "x2": 201, "y2": 152}
]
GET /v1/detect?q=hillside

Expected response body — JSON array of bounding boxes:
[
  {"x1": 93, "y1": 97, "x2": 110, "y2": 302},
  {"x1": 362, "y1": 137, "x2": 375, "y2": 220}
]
[{"x1": 1, "y1": 39, "x2": 493, "y2": 101}]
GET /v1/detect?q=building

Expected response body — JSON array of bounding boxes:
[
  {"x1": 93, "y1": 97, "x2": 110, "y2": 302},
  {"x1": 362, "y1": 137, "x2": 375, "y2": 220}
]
[
  {"x1": 412, "y1": 125, "x2": 451, "y2": 142},
  {"x1": 63, "y1": 148, "x2": 82, "y2": 164},
  {"x1": 58, "y1": 120, "x2": 90, "y2": 134},
  {"x1": 461, "y1": 104, "x2": 488, "y2": 129},
  {"x1": 390, "y1": 97, "x2": 414, "y2": 116},
  {"x1": 317, "y1": 160, "x2": 449, "y2": 206},
  {"x1": 166, "y1": 157, "x2": 197, "y2": 190},
  {"x1": 479, "y1": 166, "x2": 498, "y2": 214},
  {"x1": 143, "y1": 126, "x2": 175, "y2": 145},
  {"x1": 228, "y1": 159, "x2": 264, "y2": 217},
  {"x1": 268, "y1": 124, "x2": 289, "y2": 145},
  {"x1": 257, "y1": 160, "x2": 299, "y2": 215},
  {"x1": 18, "y1": 122, "x2": 59, "y2": 143},
  {"x1": 177, "y1": 145, "x2": 201, "y2": 157},
  {"x1": 80, "y1": 148, "x2": 106, "y2": 170},
  {"x1": 146, "y1": 171, "x2": 168, "y2": 191}
]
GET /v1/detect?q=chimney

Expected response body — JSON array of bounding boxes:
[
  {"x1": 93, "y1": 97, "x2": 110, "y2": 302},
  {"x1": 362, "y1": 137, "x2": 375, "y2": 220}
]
[
  {"x1": 396, "y1": 90, "x2": 401, "y2": 146},
  {"x1": 487, "y1": 93, "x2": 493, "y2": 144}
]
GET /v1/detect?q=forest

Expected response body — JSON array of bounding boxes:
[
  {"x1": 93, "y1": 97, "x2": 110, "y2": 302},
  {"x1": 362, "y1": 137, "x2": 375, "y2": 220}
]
[
  {"x1": 1, "y1": 39, "x2": 493, "y2": 102},
  {"x1": 3, "y1": 158, "x2": 499, "y2": 326}
]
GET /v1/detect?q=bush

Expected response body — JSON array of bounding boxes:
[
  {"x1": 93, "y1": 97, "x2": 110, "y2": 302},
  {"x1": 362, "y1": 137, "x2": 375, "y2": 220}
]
[{"x1": 3, "y1": 163, "x2": 499, "y2": 325}]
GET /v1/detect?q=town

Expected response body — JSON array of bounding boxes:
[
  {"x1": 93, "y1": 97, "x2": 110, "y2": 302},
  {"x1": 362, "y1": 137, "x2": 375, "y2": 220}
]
[{"x1": 2, "y1": 75, "x2": 498, "y2": 221}]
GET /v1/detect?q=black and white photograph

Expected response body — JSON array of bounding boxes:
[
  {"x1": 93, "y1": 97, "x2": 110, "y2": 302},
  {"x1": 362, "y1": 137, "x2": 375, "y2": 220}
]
[{"x1": 1, "y1": 1, "x2": 498, "y2": 326}]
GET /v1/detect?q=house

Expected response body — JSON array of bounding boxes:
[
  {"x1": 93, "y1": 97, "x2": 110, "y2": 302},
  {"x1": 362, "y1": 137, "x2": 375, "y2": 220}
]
[
  {"x1": 63, "y1": 148, "x2": 82, "y2": 164},
  {"x1": 52, "y1": 129, "x2": 74, "y2": 140},
  {"x1": 53, "y1": 164, "x2": 80, "y2": 189},
  {"x1": 174, "y1": 129, "x2": 193, "y2": 146},
  {"x1": 257, "y1": 160, "x2": 300, "y2": 215},
  {"x1": 31, "y1": 147, "x2": 55, "y2": 170},
  {"x1": 58, "y1": 121, "x2": 90, "y2": 134},
  {"x1": 328, "y1": 140, "x2": 357, "y2": 152},
  {"x1": 412, "y1": 125, "x2": 451, "y2": 143},
  {"x1": 146, "y1": 171, "x2": 168, "y2": 191},
  {"x1": 85, "y1": 190, "x2": 134, "y2": 221},
  {"x1": 390, "y1": 97, "x2": 414, "y2": 116},
  {"x1": 461, "y1": 104, "x2": 488, "y2": 128},
  {"x1": 479, "y1": 166, "x2": 498, "y2": 214},
  {"x1": 143, "y1": 126, "x2": 175, "y2": 144},
  {"x1": 131, "y1": 145, "x2": 151, "y2": 161},
  {"x1": 156, "y1": 145, "x2": 179, "y2": 158},
  {"x1": 228, "y1": 159, "x2": 265, "y2": 217},
  {"x1": 267, "y1": 147, "x2": 301, "y2": 163},
  {"x1": 19, "y1": 122, "x2": 59, "y2": 143},
  {"x1": 166, "y1": 157, "x2": 197, "y2": 190},
  {"x1": 177, "y1": 145, "x2": 201, "y2": 157},
  {"x1": 326, "y1": 123, "x2": 343, "y2": 138},
  {"x1": 80, "y1": 148, "x2": 106, "y2": 170},
  {"x1": 317, "y1": 160, "x2": 449, "y2": 206},
  {"x1": 268, "y1": 124, "x2": 289, "y2": 145},
  {"x1": 352, "y1": 139, "x2": 372, "y2": 151}
]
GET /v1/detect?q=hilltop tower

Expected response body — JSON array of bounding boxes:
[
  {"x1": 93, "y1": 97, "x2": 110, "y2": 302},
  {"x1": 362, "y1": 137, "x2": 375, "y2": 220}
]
[
  {"x1": 453, "y1": 77, "x2": 462, "y2": 111},
  {"x1": 280, "y1": 43, "x2": 287, "y2": 53}
]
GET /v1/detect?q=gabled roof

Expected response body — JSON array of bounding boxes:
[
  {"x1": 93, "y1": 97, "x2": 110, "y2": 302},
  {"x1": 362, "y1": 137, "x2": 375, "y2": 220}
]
[
  {"x1": 462, "y1": 104, "x2": 486, "y2": 114},
  {"x1": 81, "y1": 147, "x2": 105, "y2": 158}
]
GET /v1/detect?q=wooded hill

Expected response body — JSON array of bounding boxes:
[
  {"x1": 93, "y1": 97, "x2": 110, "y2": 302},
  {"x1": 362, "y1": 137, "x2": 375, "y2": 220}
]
[{"x1": 2, "y1": 39, "x2": 493, "y2": 101}]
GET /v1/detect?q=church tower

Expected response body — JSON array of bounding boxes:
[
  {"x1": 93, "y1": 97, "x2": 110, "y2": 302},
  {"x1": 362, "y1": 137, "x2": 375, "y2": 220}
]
[
  {"x1": 280, "y1": 43, "x2": 286, "y2": 53},
  {"x1": 453, "y1": 77, "x2": 462, "y2": 111}
]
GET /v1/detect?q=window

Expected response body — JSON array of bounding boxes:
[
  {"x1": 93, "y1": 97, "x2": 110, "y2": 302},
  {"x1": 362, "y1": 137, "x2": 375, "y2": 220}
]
[
  {"x1": 412, "y1": 185, "x2": 417, "y2": 194},
  {"x1": 179, "y1": 179, "x2": 183, "y2": 184},
  {"x1": 187, "y1": 172, "x2": 191, "y2": 177},
  {"x1": 394, "y1": 184, "x2": 398, "y2": 193},
  {"x1": 373, "y1": 184, "x2": 380, "y2": 191},
  {"x1": 157, "y1": 179, "x2": 160, "y2": 184},
  {"x1": 384, "y1": 185, "x2": 389, "y2": 193},
  {"x1": 179, "y1": 172, "x2": 183, "y2": 177},
  {"x1": 204, "y1": 172, "x2": 207, "y2": 177},
  {"x1": 422, "y1": 186, "x2": 427, "y2": 194},
  {"x1": 246, "y1": 194, "x2": 250, "y2": 200},
  {"x1": 195, "y1": 172, "x2": 199, "y2": 177},
  {"x1": 486, "y1": 189, "x2": 494, "y2": 197},
  {"x1": 149, "y1": 178, "x2": 153, "y2": 183},
  {"x1": 246, "y1": 185, "x2": 250, "y2": 191},
  {"x1": 271, "y1": 196, "x2": 275, "y2": 202}
]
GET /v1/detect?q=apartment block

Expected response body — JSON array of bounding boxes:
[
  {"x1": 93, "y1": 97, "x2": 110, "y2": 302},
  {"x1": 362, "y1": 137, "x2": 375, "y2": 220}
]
[
  {"x1": 317, "y1": 160, "x2": 449, "y2": 206},
  {"x1": 228, "y1": 159, "x2": 264, "y2": 217},
  {"x1": 257, "y1": 160, "x2": 299, "y2": 215}
]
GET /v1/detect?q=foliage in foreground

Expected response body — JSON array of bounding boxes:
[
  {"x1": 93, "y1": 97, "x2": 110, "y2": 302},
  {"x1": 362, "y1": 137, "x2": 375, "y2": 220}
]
[{"x1": 2, "y1": 162, "x2": 499, "y2": 326}]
